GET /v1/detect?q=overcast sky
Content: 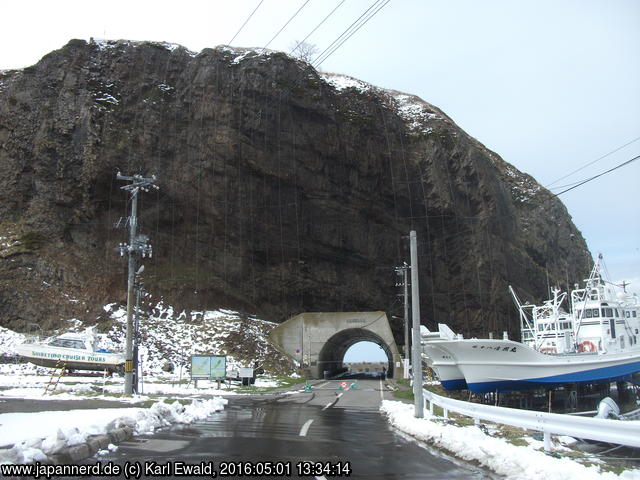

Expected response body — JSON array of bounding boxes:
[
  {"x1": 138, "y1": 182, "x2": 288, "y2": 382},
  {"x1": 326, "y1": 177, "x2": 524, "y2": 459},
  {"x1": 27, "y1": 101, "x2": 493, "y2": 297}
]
[{"x1": 2, "y1": 1, "x2": 639, "y2": 306}]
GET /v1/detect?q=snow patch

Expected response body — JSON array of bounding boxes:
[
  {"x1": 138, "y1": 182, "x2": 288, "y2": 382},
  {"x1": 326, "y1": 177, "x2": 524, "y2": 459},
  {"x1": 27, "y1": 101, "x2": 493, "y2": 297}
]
[
  {"x1": 0, "y1": 398, "x2": 226, "y2": 464},
  {"x1": 320, "y1": 72, "x2": 442, "y2": 134},
  {"x1": 381, "y1": 400, "x2": 640, "y2": 479},
  {"x1": 320, "y1": 72, "x2": 371, "y2": 93}
]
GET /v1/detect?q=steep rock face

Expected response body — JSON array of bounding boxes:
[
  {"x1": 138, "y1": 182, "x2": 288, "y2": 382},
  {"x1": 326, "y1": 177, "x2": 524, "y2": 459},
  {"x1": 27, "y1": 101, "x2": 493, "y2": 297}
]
[{"x1": 0, "y1": 39, "x2": 592, "y2": 338}]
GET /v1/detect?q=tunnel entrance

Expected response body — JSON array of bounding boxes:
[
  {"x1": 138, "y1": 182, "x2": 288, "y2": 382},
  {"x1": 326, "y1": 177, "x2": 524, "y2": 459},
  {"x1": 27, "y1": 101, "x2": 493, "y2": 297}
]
[
  {"x1": 317, "y1": 328, "x2": 394, "y2": 379},
  {"x1": 269, "y1": 311, "x2": 402, "y2": 379}
]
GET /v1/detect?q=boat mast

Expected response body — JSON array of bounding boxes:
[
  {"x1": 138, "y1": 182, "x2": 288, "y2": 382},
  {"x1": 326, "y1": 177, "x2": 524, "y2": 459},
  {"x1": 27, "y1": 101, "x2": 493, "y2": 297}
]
[{"x1": 573, "y1": 254, "x2": 603, "y2": 345}]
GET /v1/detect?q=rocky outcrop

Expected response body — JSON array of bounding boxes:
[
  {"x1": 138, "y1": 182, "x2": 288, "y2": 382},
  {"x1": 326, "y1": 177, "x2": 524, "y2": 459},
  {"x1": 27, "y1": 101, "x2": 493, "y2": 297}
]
[{"x1": 0, "y1": 39, "x2": 592, "y2": 338}]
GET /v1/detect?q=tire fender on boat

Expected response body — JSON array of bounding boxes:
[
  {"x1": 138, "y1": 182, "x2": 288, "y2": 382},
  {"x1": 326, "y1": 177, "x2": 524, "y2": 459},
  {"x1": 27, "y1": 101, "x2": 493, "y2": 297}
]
[{"x1": 579, "y1": 340, "x2": 596, "y2": 353}]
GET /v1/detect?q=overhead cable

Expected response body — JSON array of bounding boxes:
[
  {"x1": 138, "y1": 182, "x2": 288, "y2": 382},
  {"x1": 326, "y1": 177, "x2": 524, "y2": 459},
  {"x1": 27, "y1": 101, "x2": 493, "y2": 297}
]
[
  {"x1": 545, "y1": 135, "x2": 640, "y2": 188},
  {"x1": 312, "y1": 0, "x2": 384, "y2": 67},
  {"x1": 553, "y1": 154, "x2": 640, "y2": 197},
  {"x1": 262, "y1": 0, "x2": 313, "y2": 52},
  {"x1": 290, "y1": 0, "x2": 346, "y2": 56},
  {"x1": 228, "y1": 0, "x2": 265, "y2": 46},
  {"x1": 312, "y1": 0, "x2": 391, "y2": 67}
]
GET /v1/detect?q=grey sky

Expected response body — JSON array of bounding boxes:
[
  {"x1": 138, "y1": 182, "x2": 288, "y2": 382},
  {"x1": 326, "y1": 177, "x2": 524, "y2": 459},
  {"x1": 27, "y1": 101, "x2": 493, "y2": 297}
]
[{"x1": 2, "y1": 0, "x2": 639, "y2": 295}]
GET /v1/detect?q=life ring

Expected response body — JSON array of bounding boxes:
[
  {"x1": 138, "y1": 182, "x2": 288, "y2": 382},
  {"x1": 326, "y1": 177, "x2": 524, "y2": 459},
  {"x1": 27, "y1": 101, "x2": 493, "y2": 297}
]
[
  {"x1": 539, "y1": 347, "x2": 557, "y2": 354},
  {"x1": 579, "y1": 340, "x2": 596, "y2": 353}
]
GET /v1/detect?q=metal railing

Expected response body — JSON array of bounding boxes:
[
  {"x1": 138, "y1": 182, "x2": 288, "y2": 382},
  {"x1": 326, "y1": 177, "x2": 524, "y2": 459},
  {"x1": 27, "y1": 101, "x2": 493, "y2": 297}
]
[{"x1": 423, "y1": 388, "x2": 640, "y2": 451}]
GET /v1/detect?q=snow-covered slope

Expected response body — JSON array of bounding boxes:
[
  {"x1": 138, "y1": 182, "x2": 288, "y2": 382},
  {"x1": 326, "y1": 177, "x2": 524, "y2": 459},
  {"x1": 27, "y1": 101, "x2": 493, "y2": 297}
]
[{"x1": 0, "y1": 303, "x2": 295, "y2": 377}]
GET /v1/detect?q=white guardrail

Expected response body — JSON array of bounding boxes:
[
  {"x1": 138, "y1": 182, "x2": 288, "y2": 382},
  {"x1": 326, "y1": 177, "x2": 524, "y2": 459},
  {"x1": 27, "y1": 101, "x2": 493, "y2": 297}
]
[{"x1": 422, "y1": 388, "x2": 640, "y2": 451}]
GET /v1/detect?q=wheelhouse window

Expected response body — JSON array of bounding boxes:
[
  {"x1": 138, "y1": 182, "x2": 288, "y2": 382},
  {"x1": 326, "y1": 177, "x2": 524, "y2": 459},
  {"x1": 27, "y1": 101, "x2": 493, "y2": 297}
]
[
  {"x1": 50, "y1": 339, "x2": 85, "y2": 349},
  {"x1": 604, "y1": 308, "x2": 613, "y2": 317},
  {"x1": 591, "y1": 308, "x2": 600, "y2": 318}
]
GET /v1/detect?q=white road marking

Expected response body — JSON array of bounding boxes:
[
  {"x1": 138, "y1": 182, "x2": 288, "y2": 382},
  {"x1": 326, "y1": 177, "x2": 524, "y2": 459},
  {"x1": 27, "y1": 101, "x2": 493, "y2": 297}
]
[
  {"x1": 299, "y1": 419, "x2": 314, "y2": 437},
  {"x1": 322, "y1": 392, "x2": 343, "y2": 410},
  {"x1": 379, "y1": 377, "x2": 384, "y2": 401},
  {"x1": 315, "y1": 476, "x2": 327, "y2": 480},
  {"x1": 316, "y1": 381, "x2": 329, "y2": 388}
]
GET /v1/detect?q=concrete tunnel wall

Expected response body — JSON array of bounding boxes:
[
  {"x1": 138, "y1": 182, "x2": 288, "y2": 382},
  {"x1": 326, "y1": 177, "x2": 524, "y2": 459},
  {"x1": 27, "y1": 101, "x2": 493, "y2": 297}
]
[{"x1": 269, "y1": 312, "x2": 403, "y2": 379}]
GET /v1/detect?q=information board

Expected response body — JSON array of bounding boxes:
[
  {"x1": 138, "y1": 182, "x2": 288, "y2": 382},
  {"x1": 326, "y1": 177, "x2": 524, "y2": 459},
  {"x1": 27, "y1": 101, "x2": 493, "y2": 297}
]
[{"x1": 190, "y1": 355, "x2": 226, "y2": 379}]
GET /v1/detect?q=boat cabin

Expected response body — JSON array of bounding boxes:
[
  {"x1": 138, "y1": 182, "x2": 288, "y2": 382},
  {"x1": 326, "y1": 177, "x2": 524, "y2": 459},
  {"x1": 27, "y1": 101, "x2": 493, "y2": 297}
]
[{"x1": 571, "y1": 270, "x2": 640, "y2": 354}]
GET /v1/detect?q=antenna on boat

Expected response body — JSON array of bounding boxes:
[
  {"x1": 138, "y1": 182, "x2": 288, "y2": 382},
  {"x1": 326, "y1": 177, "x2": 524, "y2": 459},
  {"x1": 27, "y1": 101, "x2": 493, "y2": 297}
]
[
  {"x1": 620, "y1": 280, "x2": 630, "y2": 293},
  {"x1": 116, "y1": 173, "x2": 158, "y2": 396}
]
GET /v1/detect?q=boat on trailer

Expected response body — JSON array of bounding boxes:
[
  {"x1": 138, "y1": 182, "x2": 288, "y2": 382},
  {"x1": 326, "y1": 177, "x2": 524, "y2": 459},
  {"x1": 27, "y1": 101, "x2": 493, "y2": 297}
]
[
  {"x1": 15, "y1": 328, "x2": 124, "y2": 373},
  {"x1": 426, "y1": 255, "x2": 640, "y2": 393}
]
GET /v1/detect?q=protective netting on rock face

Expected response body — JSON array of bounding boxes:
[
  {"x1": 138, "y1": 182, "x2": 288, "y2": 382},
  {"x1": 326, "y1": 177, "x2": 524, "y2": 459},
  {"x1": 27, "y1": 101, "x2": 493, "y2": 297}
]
[{"x1": 0, "y1": 39, "x2": 591, "y2": 337}]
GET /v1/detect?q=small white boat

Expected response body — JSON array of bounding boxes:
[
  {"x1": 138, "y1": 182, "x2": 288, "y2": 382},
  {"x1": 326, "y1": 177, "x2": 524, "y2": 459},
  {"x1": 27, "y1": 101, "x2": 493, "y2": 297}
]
[
  {"x1": 428, "y1": 255, "x2": 640, "y2": 393},
  {"x1": 15, "y1": 328, "x2": 124, "y2": 373}
]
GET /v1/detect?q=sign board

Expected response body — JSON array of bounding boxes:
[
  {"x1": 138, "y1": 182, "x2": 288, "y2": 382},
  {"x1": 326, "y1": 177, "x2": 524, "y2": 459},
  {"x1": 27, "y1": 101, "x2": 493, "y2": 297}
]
[
  {"x1": 191, "y1": 355, "x2": 226, "y2": 379},
  {"x1": 239, "y1": 367, "x2": 254, "y2": 378}
]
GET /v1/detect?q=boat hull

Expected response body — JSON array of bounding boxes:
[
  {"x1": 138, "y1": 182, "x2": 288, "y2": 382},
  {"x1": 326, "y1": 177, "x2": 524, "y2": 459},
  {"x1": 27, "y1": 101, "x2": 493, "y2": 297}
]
[
  {"x1": 435, "y1": 339, "x2": 640, "y2": 394},
  {"x1": 423, "y1": 341, "x2": 467, "y2": 390},
  {"x1": 15, "y1": 344, "x2": 124, "y2": 372}
]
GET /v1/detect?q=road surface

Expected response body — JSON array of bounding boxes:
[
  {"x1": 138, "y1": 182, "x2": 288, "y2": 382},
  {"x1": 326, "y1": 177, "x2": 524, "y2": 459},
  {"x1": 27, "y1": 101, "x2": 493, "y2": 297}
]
[{"x1": 87, "y1": 378, "x2": 491, "y2": 479}]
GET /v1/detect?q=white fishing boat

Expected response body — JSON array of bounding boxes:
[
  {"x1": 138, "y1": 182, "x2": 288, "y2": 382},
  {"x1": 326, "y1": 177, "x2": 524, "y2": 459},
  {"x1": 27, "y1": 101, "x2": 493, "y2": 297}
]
[
  {"x1": 422, "y1": 325, "x2": 467, "y2": 390},
  {"x1": 428, "y1": 255, "x2": 640, "y2": 393},
  {"x1": 15, "y1": 328, "x2": 124, "y2": 373}
]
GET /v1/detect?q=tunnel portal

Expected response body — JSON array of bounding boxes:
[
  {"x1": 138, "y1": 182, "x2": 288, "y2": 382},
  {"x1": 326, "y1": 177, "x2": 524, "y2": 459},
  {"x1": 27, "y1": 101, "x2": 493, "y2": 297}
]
[{"x1": 268, "y1": 312, "x2": 402, "y2": 379}]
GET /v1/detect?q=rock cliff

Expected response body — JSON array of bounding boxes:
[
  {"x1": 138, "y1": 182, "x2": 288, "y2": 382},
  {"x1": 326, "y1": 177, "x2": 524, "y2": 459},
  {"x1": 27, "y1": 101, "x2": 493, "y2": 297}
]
[{"x1": 0, "y1": 39, "x2": 592, "y2": 339}]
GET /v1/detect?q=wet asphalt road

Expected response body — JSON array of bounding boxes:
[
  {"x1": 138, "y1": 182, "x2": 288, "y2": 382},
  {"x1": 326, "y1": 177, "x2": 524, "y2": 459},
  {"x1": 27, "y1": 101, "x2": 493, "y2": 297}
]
[{"x1": 84, "y1": 379, "x2": 490, "y2": 479}]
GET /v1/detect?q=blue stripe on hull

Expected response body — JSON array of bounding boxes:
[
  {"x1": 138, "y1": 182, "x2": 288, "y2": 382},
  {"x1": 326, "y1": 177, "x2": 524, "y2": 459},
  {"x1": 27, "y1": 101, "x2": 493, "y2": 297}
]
[
  {"x1": 440, "y1": 379, "x2": 468, "y2": 391},
  {"x1": 467, "y1": 360, "x2": 640, "y2": 394}
]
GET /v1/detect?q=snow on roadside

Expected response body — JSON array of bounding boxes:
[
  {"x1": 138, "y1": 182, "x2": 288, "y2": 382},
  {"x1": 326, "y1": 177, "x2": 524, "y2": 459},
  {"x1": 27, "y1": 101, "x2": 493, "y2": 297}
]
[
  {"x1": 380, "y1": 400, "x2": 640, "y2": 480},
  {"x1": 0, "y1": 397, "x2": 227, "y2": 464}
]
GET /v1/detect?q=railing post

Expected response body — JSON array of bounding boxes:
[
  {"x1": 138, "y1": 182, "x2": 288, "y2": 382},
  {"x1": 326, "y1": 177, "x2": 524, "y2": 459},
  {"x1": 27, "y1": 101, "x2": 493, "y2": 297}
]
[
  {"x1": 443, "y1": 408, "x2": 449, "y2": 420},
  {"x1": 543, "y1": 432, "x2": 552, "y2": 452}
]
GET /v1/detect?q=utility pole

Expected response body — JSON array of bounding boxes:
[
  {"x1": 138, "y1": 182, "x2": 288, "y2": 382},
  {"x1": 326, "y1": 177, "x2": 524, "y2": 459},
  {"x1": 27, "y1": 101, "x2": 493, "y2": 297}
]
[
  {"x1": 410, "y1": 230, "x2": 424, "y2": 418},
  {"x1": 396, "y1": 262, "x2": 411, "y2": 378},
  {"x1": 395, "y1": 262, "x2": 410, "y2": 357},
  {"x1": 133, "y1": 268, "x2": 146, "y2": 394},
  {"x1": 116, "y1": 173, "x2": 158, "y2": 396}
]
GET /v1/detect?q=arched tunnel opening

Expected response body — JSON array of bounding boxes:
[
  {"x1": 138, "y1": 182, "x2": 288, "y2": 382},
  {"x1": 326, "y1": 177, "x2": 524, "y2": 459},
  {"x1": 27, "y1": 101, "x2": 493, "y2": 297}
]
[{"x1": 317, "y1": 328, "x2": 394, "y2": 379}]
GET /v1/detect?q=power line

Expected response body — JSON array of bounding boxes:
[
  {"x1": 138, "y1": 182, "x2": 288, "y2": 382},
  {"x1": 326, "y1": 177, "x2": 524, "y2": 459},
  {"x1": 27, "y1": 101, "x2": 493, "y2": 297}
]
[
  {"x1": 312, "y1": 0, "x2": 383, "y2": 66},
  {"x1": 228, "y1": 0, "x2": 265, "y2": 46},
  {"x1": 289, "y1": 0, "x2": 346, "y2": 56},
  {"x1": 312, "y1": 0, "x2": 391, "y2": 67},
  {"x1": 545, "y1": 135, "x2": 640, "y2": 189},
  {"x1": 262, "y1": 0, "x2": 313, "y2": 52},
  {"x1": 553, "y1": 154, "x2": 640, "y2": 197}
]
